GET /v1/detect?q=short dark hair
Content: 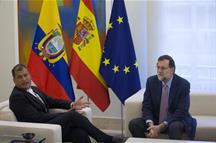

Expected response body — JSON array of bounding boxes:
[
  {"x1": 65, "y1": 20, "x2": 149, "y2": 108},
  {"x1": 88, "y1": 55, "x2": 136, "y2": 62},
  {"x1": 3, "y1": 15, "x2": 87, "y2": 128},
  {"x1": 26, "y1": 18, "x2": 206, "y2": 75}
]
[
  {"x1": 12, "y1": 64, "x2": 27, "y2": 78},
  {"x1": 158, "y1": 55, "x2": 175, "y2": 71}
]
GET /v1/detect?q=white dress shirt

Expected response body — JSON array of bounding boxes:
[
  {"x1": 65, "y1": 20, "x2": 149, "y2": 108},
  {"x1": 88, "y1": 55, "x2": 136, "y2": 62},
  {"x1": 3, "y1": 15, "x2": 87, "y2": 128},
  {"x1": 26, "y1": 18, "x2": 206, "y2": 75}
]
[{"x1": 27, "y1": 88, "x2": 45, "y2": 104}]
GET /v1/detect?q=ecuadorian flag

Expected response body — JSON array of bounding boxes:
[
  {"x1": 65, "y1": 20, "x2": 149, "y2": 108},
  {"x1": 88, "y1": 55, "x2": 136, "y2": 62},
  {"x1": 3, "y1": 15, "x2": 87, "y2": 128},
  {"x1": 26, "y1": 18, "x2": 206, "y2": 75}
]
[
  {"x1": 70, "y1": 0, "x2": 110, "y2": 111},
  {"x1": 28, "y1": 0, "x2": 75, "y2": 101}
]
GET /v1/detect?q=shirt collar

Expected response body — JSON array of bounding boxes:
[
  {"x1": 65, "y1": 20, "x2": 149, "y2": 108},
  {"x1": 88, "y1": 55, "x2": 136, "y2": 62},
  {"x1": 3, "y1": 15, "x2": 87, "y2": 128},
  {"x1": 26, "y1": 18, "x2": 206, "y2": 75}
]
[
  {"x1": 162, "y1": 76, "x2": 173, "y2": 88},
  {"x1": 26, "y1": 88, "x2": 34, "y2": 94}
]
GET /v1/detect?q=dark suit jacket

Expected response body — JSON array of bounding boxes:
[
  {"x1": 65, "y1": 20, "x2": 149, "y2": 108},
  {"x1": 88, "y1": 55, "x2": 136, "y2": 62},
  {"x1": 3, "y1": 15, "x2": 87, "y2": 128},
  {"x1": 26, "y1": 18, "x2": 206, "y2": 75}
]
[
  {"x1": 9, "y1": 86, "x2": 71, "y2": 123},
  {"x1": 142, "y1": 74, "x2": 197, "y2": 139}
]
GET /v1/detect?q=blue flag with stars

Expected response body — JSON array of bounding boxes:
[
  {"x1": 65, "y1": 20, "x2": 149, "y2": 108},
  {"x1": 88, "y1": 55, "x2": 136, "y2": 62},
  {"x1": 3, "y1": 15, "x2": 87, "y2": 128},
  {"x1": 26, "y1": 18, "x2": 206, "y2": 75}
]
[{"x1": 100, "y1": 0, "x2": 141, "y2": 104}]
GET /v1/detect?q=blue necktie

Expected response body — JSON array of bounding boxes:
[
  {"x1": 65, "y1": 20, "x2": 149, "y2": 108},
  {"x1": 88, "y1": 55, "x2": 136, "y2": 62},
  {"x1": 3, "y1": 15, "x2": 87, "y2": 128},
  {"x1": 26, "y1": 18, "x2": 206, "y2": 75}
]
[{"x1": 159, "y1": 84, "x2": 169, "y2": 123}]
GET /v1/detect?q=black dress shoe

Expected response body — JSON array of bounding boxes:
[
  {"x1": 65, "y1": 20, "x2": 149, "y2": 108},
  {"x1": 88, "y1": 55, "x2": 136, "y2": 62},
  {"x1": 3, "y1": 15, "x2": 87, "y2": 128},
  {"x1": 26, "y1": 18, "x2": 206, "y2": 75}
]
[{"x1": 111, "y1": 136, "x2": 128, "y2": 143}]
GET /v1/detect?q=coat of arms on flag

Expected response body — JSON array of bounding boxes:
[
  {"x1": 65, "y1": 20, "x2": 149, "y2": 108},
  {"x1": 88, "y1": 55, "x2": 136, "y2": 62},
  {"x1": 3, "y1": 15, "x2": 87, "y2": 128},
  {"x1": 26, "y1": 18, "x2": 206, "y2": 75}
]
[
  {"x1": 73, "y1": 16, "x2": 95, "y2": 51},
  {"x1": 36, "y1": 28, "x2": 65, "y2": 64}
]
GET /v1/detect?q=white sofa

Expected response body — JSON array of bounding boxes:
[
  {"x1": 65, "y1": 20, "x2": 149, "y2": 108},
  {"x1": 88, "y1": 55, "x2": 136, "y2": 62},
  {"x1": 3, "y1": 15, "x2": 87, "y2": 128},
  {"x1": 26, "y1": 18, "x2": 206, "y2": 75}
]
[
  {"x1": 0, "y1": 100, "x2": 92, "y2": 143},
  {"x1": 124, "y1": 89, "x2": 216, "y2": 141}
]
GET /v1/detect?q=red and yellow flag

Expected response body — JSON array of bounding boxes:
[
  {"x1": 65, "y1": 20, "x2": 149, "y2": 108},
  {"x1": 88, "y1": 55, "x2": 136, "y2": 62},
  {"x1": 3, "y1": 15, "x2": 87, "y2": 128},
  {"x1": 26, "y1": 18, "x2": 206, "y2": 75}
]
[{"x1": 70, "y1": 0, "x2": 110, "y2": 111}]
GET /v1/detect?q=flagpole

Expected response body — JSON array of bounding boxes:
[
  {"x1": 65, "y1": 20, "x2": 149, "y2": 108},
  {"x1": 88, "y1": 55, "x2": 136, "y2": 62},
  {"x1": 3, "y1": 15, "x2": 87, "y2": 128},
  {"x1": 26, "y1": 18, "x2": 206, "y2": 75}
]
[{"x1": 120, "y1": 103, "x2": 124, "y2": 137}]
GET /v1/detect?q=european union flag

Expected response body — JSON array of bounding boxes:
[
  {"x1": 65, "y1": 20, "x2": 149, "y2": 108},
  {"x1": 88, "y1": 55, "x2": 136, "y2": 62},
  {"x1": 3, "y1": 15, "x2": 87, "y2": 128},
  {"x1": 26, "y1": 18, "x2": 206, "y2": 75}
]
[{"x1": 100, "y1": 0, "x2": 141, "y2": 104}]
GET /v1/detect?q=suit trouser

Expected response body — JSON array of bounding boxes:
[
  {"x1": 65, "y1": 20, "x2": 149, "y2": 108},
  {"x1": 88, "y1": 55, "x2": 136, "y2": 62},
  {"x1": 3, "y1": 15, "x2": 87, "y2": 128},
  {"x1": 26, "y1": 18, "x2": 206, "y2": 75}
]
[
  {"x1": 47, "y1": 110, "x2": 112, "y2": 143},
  {"x1": 128, "y1": 118, "x2": 184, "y2": 139}
]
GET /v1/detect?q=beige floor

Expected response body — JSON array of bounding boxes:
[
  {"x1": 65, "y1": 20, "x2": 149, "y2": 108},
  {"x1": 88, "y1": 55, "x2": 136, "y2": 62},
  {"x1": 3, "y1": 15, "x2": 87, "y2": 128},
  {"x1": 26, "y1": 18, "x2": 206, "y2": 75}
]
[
  {"x1": 93, "y1": 117, "x2": 122, "y2": 132},
  {"x1": 125, "y1": 138, "x2": 216, "y2": 143}
]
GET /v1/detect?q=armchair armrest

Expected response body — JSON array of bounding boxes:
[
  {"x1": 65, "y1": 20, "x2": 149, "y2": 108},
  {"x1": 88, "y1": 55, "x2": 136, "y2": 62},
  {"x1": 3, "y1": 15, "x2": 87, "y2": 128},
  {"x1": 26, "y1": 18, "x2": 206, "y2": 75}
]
[
  {"x1": 0, "y1": 120, "x2": 62, "y2": 143},
  {"x1": 124, "y1": 89, "x2": 145, "y2": 136}
]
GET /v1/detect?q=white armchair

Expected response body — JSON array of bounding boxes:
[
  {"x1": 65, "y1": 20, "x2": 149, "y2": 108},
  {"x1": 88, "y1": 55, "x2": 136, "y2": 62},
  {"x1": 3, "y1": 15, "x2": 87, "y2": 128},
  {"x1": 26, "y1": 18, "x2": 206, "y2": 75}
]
[
  {"x1": 0, "y1": 100, "x2": 92, "y2": 143},
  {"x1": 124, "y1": 89, "x2": 216, "y2": 141}
]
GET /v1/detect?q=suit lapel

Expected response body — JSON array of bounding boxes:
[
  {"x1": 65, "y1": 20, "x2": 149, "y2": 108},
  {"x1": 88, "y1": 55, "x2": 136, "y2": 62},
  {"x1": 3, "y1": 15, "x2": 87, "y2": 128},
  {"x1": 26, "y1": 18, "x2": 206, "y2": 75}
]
[
  {"x1": 169, "y1": 75, "x2": 178, "y2": 106},
  {"x1": 26, "y1": 91, "x2": 43, "y2": 105},
  {"x1": 26, "y1": 89, "x2": 48, "y2": 112},
  {"x1": 32, "y1": 89, "x2": 45, "y2": 103},
  {"x1": 153, "y1": 77, "x2": 162, "y2": 107}
]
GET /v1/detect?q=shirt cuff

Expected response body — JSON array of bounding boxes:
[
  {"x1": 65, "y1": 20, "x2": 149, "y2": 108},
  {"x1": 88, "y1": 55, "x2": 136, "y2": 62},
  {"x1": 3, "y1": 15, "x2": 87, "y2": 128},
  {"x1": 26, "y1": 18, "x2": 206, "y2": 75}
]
[
  {"x1": 70, "y1": 102, "x2": 74, "y2": 108},
  {"x1": 146, "y1": 120, "x2": 153, "y2": 124},
  {"x1": 163, "y1": 121, "x2": 168, "y2": 125}
]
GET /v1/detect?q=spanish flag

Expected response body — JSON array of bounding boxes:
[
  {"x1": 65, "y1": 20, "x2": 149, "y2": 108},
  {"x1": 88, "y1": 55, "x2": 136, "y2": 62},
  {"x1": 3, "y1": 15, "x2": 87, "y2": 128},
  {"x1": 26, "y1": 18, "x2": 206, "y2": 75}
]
[
  {"x1": 70, "y1": 0, "x2": 110, "y2": 111},
  {"x1": 28, "y1": 0, "x2": 75, "y2": 101}
]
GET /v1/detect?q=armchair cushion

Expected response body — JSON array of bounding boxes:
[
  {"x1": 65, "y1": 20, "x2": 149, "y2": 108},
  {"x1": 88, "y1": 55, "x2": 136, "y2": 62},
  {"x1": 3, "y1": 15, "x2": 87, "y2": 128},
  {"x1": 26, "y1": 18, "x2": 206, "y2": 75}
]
[{"x1": 0, "y1": 100, "x2": 17, "y2": 121}]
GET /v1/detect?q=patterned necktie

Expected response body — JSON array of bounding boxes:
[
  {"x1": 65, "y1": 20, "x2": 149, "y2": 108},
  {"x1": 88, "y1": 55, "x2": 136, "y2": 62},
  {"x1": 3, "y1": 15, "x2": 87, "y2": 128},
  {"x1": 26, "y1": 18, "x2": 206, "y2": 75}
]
[
  {"x1": 33, "y1": 92, "x2": 45, "y2": 104},
  {"x1": 159, "y1": 84, "x2": 169, "y2": 123}
]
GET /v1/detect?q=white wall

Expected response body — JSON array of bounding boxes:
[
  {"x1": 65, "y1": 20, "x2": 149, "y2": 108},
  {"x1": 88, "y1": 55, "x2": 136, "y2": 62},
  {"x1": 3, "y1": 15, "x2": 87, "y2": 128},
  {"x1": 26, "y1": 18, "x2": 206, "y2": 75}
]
[
  {"x1": 0, "y1": 0, "x2": 18, "y2": 101},
  {"x1": 0, "y1": 0, "x2": 147, "y2": 119}
]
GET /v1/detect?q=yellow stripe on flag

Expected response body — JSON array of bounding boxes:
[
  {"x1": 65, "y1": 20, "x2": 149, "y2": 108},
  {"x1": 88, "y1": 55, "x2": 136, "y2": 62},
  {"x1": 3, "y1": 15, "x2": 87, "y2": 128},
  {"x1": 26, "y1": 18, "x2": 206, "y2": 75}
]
[{"x1": 38, "y1": 0, "x2": 68, "y2": 63}]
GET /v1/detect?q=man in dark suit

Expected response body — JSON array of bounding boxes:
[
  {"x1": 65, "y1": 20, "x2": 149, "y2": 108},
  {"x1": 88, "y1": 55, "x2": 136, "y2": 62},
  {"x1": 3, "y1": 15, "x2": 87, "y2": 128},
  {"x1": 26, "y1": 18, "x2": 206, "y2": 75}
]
[
  {"x1": 129, "y1": 55, "x2": 196, "y2": 140},
  {"x1": 9, "y1": 64, "x2": 125, "y2": 143}
]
